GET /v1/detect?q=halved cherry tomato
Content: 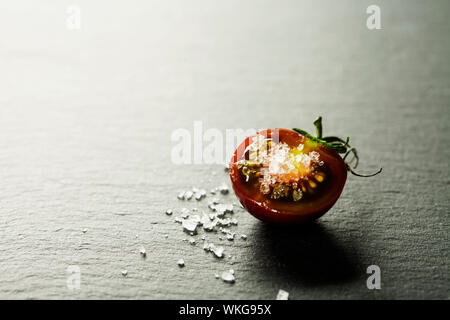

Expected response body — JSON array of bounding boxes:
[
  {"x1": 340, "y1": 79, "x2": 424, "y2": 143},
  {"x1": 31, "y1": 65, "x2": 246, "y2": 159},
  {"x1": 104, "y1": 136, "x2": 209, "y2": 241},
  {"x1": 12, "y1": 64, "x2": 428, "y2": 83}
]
[{"x1": 229, "y1": 128, "x2": 347, "y2": 224}]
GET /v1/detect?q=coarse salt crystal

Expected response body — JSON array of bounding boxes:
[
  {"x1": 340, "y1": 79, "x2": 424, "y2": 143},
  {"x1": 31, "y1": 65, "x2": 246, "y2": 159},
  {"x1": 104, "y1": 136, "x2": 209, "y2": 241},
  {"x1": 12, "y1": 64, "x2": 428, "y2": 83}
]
[
  {"x1": 177, "y1": 259, "x2": 185, "y2": 267},
  {"x1": 276, "y1": 289, "x2": 289, "y2": 300},
  {"x1": 221, "y1": 270, "x2": 235, "y2": 283}
]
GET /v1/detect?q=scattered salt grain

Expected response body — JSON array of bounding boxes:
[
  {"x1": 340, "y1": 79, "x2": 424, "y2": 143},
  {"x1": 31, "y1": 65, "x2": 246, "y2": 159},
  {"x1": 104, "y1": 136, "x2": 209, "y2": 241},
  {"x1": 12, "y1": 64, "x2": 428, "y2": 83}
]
[
  {"x1": 181, "y1": 208, "x2": 190, "y2": 216},
  {"x1": 208, "y1": 202, "x2": 217, "y2": 211},
  {"x1": 213, "y1": 204, "x2": 233, "y2": 217},
  {"x1": 219, "y1": 227, "x2": 230, "y2": 234},
  {"x1": 177, "y1": 192, "x2": 185, "y2": 200},
  {"x1": 221, "y1": 270, "x2": 235, "y2": 283},
  {"x1": 194, "y1": 194, "x2": 203, "y2": 201},
  {"x1": 182, "y1": 219, "x2": 199, "y2": 234},
  {"x1": 174, "y1": 217, "x2": 183, "y2": 223},
  {"x1": 194, "y1": 189, "x2": 207, "y2": 201},
  {"x1": 212, "y1": 246, "x2": 224, "y2": 258},
  {"x1": 184, "y1": 191, "x2": 193, "y2": 200},
  {"x1": 219, "y1": 184, "x2": 229, "y2": 194},
  {"x1": 276, "y1": 289, "x2": 289, "y2": 300},
  {"x1": 203, "y1": 220, "x2": 216, "y2": 232},
  {"x1": 217, "y1": 219, "x2": 232, "y2": 227}
]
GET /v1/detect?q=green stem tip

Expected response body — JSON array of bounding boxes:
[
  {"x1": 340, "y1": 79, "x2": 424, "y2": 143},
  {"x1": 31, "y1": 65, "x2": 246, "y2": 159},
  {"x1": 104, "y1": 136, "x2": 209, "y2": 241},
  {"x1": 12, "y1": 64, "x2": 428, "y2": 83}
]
[{"x1": 313, "y1": 116, "x2": 323, "y2": 139}]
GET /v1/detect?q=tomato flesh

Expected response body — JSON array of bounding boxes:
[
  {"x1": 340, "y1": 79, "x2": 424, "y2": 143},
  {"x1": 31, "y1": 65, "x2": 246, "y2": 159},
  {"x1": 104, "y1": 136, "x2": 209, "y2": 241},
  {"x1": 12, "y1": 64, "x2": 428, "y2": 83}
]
[{"x1": 229, "y1": 128, "x2": 347, "y2": 224}]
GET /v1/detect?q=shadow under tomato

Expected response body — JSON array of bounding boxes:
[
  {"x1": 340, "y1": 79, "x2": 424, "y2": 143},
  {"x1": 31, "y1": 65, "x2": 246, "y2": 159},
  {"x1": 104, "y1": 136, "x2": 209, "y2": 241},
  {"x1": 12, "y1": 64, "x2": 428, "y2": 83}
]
[{"x1": 251, "y1": 221, "x2": 362, "y2": 286}]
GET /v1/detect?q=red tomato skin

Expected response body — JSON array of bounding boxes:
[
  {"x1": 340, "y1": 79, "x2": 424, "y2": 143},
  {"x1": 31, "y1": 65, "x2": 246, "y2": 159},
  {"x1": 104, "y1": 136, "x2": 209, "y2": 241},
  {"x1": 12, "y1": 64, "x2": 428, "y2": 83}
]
[{"x1": 229, "y1": 128, "x2": 347, "y2": 224}]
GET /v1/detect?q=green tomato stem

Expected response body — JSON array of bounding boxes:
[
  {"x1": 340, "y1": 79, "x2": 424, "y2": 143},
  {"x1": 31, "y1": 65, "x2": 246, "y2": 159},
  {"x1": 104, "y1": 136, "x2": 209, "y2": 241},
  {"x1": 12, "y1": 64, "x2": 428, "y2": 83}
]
[{"x1": 293, "y1": 117, "x2": 382, "y2": 178}]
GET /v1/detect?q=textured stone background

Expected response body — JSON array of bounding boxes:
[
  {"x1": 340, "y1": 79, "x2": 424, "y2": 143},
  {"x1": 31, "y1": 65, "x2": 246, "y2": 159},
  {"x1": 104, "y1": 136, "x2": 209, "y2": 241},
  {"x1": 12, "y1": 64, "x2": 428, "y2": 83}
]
[{"x1": 0, "y1": 0, "x2": 448, "y2": 299}]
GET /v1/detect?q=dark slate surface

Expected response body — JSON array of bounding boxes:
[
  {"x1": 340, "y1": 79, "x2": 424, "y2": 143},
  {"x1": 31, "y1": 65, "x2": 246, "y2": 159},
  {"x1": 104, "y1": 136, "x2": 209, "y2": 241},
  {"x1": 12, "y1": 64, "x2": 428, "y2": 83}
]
[{"x1": 0, "y1": 0, "x2": 448, "y2": 299}]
